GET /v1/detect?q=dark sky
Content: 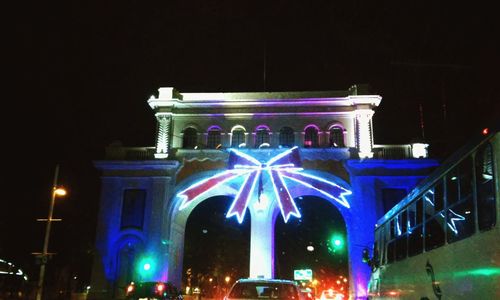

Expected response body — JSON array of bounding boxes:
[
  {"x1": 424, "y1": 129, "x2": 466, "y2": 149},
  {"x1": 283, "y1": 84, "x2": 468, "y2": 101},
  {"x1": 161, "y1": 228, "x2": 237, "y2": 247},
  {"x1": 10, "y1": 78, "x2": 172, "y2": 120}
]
[{"x1": 5, "y1": 0, "x2": 499, "y2": 287}]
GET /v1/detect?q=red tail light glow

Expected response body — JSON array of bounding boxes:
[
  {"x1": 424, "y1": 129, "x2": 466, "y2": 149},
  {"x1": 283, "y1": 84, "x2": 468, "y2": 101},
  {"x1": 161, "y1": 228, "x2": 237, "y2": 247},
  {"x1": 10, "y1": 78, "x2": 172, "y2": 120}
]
[{"x1": 156, "y1": 283, "x2": 165, "y2": 293}]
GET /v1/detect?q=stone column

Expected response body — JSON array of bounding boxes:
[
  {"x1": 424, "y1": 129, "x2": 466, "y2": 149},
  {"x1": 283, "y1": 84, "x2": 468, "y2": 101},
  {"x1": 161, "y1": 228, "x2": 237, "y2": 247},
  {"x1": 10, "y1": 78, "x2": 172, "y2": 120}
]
[
  {"x1": 155, "y1": 114, "x2": 171, "y2": 159},
  {"x1": 355, "y1": 109, "x2": 374, "y2": 158}
]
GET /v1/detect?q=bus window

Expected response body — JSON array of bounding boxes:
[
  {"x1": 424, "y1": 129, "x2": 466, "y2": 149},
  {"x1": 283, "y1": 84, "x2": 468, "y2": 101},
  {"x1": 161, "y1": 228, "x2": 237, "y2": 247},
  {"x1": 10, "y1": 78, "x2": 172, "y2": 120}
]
[
  {"x1": 408, "y1": 225, "x2": 423, "y2": 256},
  {"x1": 395, "y1": 211, "x2": 408, "y2": 261},
  {"x1": 447, "y1": 157, "x2": 475, "y2": 243},
  {"x1": 447, "y1": 201, "x2": 475, "y2": 243},
  {"x1": 434, "y1": 182, "x2": 444, "y2": 211},
  {"x1": 425, "y1": 216, "x2": 445, "y2": 251},
  {"x1": 387, "y1": 240, "x2": 395, "y2": 264},
  {"x1": 416, "y1": 198, "x2": 423, "y2": 224},
  {"x1": 424, "y1": 185, "x2": 443, "y2": 217},
  {"x1": 447, "y1": 169, "x2": 459, "y2": 206},
  {"x1": 390, "y1": 219, "x2": 396, "y2": 239},
  {"x1": 401, "y1": 211, "x2": 408, "y2": 233},
  {"x1": 458, "y1": 157, "x2": 473, "y2": 203},
  {"x1": 475, "y1": 143, "x2": 496, "y2": 231},
  {"x1": 383, "y1": 223, "x2": 391, "y2": 265},
  {"x1": 408, "y1": 202, "x2": 416, "y2": 228},
  {"x1": 395, "y1": 235, "x2": 407, "y2": 261}
]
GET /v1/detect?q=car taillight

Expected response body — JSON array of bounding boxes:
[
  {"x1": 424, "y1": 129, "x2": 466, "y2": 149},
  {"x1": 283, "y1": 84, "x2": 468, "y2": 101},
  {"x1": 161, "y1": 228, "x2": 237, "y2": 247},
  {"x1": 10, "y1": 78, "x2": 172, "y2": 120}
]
[{"x1": 156, "y1": 283, "x2": 165, "y2": 293}]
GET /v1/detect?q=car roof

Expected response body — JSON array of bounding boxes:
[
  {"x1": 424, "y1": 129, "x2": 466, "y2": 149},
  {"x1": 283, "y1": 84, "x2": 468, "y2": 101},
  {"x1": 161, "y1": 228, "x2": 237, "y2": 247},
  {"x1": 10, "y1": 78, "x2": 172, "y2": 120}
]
[
  {"x1": 235, "y1": 278, "x2": 297, "y2": 285},
  {"x1": 132, "y1": 281, "x2": 176, "y2": 286}
]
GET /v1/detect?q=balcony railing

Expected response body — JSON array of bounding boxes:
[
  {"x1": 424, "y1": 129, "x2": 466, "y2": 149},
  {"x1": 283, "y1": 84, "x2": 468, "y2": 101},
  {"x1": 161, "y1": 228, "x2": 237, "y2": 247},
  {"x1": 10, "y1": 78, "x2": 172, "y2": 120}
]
[
  {"x1": 104, "y1": 144, "x2": 420, "y2": 161},
  {"x1": 372, "y1": 144, "x2": 413, "y2": 159}
]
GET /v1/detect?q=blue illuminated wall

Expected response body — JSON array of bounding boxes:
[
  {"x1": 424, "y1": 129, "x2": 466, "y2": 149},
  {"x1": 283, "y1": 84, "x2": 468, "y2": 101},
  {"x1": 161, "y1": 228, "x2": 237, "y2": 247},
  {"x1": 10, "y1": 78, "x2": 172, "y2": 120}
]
[
  {"x1": 89, "y1": 160, "x2": 180, "y2": 299},
  {"x1": 344, "y1": 159, "x2": 439, "y2": 296},
  {"x1": 88, "y1": 155, "x2": 438, "y2": 300}
]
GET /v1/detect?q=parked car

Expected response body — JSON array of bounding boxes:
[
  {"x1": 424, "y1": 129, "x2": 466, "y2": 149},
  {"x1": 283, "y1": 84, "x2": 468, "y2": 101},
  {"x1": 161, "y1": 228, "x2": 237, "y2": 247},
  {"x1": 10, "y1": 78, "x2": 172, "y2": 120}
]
[
  {"x1": 299, "y1": 287, "x2": 315, "y2": 300},
  {"x1": 225, "y1": 278, "x2": 305, "y2": 300},
  {"x1": 125, "y1": 281, "x2": 183, "y2": 300},
  {"x1": 319, "y1": 288, "x2": 344, "y2": 300}
]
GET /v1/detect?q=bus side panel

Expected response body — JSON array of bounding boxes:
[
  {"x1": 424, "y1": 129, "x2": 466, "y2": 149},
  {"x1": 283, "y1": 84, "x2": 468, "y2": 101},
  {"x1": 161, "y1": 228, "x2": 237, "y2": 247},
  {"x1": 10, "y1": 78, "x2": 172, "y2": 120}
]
[{"x1": 371, "y1": 227, "x2": 500, "y2": 299}]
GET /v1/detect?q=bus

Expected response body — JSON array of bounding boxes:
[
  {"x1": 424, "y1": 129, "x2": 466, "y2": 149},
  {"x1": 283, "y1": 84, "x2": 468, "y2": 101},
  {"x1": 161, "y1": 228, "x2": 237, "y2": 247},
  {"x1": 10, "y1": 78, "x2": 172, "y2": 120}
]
[
  {"x1": 366, "y1": 129, "x2": 499, "y2": 299},
  {"x1": 0, "y1": 258, "x2": 29, "y2": 299}
]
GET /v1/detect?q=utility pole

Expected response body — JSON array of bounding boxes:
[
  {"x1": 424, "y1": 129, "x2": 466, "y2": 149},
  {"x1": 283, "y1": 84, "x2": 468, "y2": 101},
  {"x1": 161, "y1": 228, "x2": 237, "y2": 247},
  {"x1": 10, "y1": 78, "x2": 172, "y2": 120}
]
[{"x1": 35, "y1": 164, "x2": 66, "y2": 300}]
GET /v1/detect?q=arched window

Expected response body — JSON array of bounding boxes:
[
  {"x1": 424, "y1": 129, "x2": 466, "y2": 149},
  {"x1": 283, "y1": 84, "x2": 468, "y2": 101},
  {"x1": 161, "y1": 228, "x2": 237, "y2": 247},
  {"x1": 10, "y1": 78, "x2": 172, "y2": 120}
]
[
  {"x1": 231, "y1": 126, "x2": 246, "y2": 148},
  {"x1": 182, "y1": 127, "x2": 198, "y2": 149},
  {"x1": 255, "y1": 125, "x2": 270, "y2": 148},
  {"x1": 279, "y1": 127, "x2": 294, "y2": 148},
  {"x1": 304, "y1": 126, "x2": 319, "y2": 148},
  {"x1": 329, "y1": 126, "x2": 345, "y2": 147},
  {"x1": 207, "y1": 126, "x2": 222, "y2": 149}
]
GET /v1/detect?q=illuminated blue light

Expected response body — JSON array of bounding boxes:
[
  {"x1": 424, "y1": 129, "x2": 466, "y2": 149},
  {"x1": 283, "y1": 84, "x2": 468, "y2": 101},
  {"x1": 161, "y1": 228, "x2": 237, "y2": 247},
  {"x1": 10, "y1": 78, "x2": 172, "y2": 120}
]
[
  {"x1": 447, "y1": 209, "x2": 465, "y2": 235},
  {"x1": 422, "y1": 188, "x2": 465, "y2": 235}
]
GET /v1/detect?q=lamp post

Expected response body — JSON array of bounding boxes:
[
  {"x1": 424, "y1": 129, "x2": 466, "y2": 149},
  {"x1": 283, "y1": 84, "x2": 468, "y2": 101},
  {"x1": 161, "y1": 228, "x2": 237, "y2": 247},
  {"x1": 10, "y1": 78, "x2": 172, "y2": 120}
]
[{"x1": 36, "y1": 164, "x2": 66, "y2": 300}]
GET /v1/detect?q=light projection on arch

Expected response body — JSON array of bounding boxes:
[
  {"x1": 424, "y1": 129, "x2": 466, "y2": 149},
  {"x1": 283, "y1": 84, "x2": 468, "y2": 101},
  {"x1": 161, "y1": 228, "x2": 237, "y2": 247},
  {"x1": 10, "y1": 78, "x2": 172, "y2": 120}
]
[{"x1": 178, "y1": 147, "x2": 351, "y2": 223}]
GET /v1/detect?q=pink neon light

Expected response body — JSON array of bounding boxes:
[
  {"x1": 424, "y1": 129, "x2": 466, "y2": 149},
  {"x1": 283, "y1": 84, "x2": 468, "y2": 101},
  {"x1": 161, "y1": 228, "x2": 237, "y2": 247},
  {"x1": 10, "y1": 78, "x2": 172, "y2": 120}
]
[
  {"x1": 178, "y1": 170, "x2": 249, "y2": 210},
  {"x1": 207, "y1": 125, "x2": 222, "y2": 132},
  {"x1": 328, "y1": 123, "x2": 345, "y2": 131},
  {"x1": 255, "y1": 124, "x2": 271, "y2": 131},
  {"x1": 304, "y1": 124, "x2": 320, "y2": 131}
]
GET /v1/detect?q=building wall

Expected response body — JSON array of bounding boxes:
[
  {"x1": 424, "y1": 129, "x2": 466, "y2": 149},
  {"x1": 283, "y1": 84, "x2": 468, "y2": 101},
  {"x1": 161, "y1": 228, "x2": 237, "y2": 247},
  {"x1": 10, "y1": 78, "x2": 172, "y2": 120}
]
[
  {"x1": 89, "y1": 161, "x2": 179, "y2": 300},
  {"x1": 170, "y1": 115, "x2": 353, "y2": 149}
]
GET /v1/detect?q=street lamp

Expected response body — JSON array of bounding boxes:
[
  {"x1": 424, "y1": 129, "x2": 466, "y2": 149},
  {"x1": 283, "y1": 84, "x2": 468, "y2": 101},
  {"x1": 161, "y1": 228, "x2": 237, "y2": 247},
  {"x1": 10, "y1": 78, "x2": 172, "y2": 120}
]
[{"x1": 35, "y1": 164, "x2": 67, "y2": 300}]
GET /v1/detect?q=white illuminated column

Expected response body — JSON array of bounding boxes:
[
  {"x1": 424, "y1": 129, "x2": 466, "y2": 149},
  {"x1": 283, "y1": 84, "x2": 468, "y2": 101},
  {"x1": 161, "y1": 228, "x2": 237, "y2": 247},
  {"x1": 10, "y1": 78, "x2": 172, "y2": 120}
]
[
  {"x1": 155, "y1": 114, "x2": 171, "y2": 159},
  {"x1": 248, "y1": 194, "x2": 276, "y2": 279},
  {"x1": 355, "y1": 109, "x2": 374, "y2": 158}
]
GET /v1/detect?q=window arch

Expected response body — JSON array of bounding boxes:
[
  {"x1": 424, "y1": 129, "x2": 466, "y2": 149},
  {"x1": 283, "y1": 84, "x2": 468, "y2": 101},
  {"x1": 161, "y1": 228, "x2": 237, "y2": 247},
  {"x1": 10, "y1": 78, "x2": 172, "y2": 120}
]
[
  {"x1": 329, "y1": 125, "x2": 345, "y2": 147},
  {"x1": 207, "y1": 126, "x2": 222, "y2": 149},
  {"x1": 182, "y1": 127, "x2": 198, "y2": 149},
  {"x1": 304, "y1": 125, "x2": 319, "y2": 148},
  {"x1": 255, "y1": 125, "x2": 271, "y2": 148},
  {"x1": 231, "y1": 125, "x2": 246, "y2": 148},
  {"x1": 279, "y1": 127, "x2": 295, "y2": 148}
]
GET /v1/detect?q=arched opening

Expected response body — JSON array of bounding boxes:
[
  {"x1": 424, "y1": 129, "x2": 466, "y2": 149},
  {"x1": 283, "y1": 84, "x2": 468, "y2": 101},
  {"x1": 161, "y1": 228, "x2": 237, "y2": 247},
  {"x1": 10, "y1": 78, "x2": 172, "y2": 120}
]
[
  {"x1": 255, "y1": 125, "x2": 271, "y2": 148},
  {"x1": 275, "y1": 196, "x2": 348, "y2": 297},
  {"x1": 183, "y1": 127, "x2": 198, "y2": 149},
  {"x1": 329, "y1": 126, "x2": 345, "y2": 147},
  {"x1": 207, "y1": 126, "x2": 222, "y2": 149},
  {"x1": 304, "y1": 126, "x2": 319, "y2": 148},
  {"x1": 231, "y1": 126, "x2": 246, "y2": 148},
  {"x1": 279, "y1": 127, "x2": 295, "y2": 148},
  {"x1": 113, "y1": 237, "x2": 144, "y2": 298},
  {"x1": 182, "y1": 196, "x2": 250, "y2": 298}
]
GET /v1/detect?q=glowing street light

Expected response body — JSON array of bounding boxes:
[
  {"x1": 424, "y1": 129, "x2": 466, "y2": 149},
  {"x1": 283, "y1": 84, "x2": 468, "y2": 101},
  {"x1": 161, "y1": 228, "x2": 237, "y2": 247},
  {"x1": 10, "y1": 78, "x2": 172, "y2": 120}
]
[
  {"x1": 36, "y1": 164, "x2": 67, "y2": 300},
  {"x1": 225, "y1": 276, "x2": 231, "y2": 284}
]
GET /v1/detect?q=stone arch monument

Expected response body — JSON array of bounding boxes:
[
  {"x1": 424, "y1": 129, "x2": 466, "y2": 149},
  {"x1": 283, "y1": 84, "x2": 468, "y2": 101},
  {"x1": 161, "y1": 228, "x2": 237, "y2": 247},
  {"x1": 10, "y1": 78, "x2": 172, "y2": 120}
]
[{"x1": 89, "y1": 85, "x2": 438, "y2": 299}]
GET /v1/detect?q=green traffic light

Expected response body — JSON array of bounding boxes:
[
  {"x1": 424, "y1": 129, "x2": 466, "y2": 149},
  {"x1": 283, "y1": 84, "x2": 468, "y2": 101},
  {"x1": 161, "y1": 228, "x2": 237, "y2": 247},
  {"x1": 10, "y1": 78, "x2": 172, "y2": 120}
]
[
  {"x1": 136, "y1": 256, "x2": 155, "y2": 279},
  {"x1": 329, "y1": 233, "x2": 345, "y2": 253}
]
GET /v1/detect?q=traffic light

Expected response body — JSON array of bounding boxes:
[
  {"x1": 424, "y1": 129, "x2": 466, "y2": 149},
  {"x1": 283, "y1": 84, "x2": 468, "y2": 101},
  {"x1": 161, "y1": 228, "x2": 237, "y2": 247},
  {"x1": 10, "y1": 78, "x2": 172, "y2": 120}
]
[
  {"x1": 328, "y1": 233, "x2": 345, "y2": 254},
  {"x1": 136, "y1": 256, "x2": 156, "y2": 280}
]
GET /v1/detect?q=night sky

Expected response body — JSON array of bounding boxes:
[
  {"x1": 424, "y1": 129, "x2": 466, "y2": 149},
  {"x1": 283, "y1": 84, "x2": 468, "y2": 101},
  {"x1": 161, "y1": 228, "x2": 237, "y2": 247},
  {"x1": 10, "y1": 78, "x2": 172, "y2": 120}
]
[{"x1": 5, "y1": 1, "x2": 499, "y2": 289}]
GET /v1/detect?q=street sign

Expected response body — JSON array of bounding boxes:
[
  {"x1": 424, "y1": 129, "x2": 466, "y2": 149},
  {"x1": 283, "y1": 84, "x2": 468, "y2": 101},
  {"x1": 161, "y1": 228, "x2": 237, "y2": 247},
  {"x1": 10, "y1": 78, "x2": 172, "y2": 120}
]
[{"x1": 294, "y1": 269, "x2": 313, "y2": 281}]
